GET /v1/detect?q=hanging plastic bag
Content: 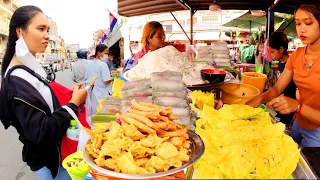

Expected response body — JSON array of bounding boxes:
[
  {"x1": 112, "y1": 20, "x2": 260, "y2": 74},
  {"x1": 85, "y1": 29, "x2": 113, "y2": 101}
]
[
  {"x1": 112, "y1": 78, "x2": 125, "y2": 98},
  {"x1": 62, "y1": 105, "x2": 90, "y2": 152},
  {"x1": 186, "y1": 45, "x2": 197, "y2": 61}
]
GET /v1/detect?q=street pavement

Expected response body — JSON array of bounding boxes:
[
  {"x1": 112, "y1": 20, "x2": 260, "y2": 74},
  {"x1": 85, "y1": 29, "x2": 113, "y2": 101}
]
[{"x1": 0, "y1": 69, "x2": 74, "y2": 180}]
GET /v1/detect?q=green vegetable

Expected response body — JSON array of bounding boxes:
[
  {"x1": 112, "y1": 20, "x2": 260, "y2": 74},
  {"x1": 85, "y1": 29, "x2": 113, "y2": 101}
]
[
  {"x1": 91, "y1": 114, "x2": 116, "y2": 122},
  {"x1": 66, "y1": 157, "x2": 86, "y2": 168}
]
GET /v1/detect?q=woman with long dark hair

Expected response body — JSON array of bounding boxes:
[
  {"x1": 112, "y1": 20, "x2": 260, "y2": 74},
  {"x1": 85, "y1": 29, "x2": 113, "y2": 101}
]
[
  {"x1": 85, "y1": 44, "x2": 113, "y2": 99},
  {"x1": 247, "y1": 4, "x2": 320, "y2": 147},
  {"x1": 0, "y1": 6, "x2": 88, "y2": 179}
]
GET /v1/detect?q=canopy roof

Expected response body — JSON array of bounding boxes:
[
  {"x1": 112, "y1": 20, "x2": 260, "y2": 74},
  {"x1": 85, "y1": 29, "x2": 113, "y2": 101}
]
[
  {"x1": 118, "y1": 0, "x2": 274, "y2": 17},
  {"x1": 270, "y1": 0, "x2": 320, "y2": 14}
]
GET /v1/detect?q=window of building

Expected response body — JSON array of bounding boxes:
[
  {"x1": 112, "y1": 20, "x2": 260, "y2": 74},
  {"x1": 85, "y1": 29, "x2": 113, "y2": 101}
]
[
  {"x1": 187, "y1": 17, "x2": 197, "y2": 26},
  {"x1": 202, "y1": 15, "x2": 220, "y2": 24}
]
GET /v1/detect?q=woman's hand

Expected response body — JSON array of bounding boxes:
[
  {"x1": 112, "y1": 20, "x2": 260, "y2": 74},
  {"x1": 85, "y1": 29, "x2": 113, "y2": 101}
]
[
  {"x1": 69, "y1": 86, "x2": 87, "y2": 107},
  {"x1": 267, "y1": 94, "x2": 299, "y2": 114},
  {"x1": 71, "y1": 83, "x2": 83, "y2": 91},
  {"x1": 246, "y1": 95, "x2": 263, "y2": 108}
]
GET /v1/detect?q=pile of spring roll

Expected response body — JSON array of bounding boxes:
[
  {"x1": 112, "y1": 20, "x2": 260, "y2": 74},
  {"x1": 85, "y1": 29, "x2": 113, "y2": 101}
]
[{"x1": 121, "y1": 71, "x2": 196, "y2": 130}]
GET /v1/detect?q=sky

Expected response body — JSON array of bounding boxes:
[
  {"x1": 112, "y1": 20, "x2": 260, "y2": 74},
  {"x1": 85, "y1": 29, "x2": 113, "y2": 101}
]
[{"x1": 20, "y1": 0, "x2": 117, "y2": 48}]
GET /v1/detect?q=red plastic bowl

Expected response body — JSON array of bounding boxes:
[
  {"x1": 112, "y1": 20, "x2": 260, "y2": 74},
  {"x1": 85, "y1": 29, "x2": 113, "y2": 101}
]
[{"x1": 200, "y1": 69, "x2": 226, "y2": 84}]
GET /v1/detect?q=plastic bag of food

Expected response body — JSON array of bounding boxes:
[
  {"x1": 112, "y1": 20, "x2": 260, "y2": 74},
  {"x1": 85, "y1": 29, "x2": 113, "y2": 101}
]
[
  {"x1": 153, "y1": 90, "x2": 187, "y2": 99},
  {"x1": 150, "y1": 71, "x2": 183, "y2": 82},
  {"x1": 172, "y1": 107, "x2": 190, "y2": 116},
  {"x1": 100, "y1": 97, "x2": 122, "y2": 106},
  {"x1": 98, "y1": 104, "x2": 121, "y2": 114},
  {"x1": 121, "y1": 79, "x2": 151, "y2": 91},
  {"x1": 153, "y1": 97, "x2": 188, "y2": 108},
  {"x1": 121, "y1": 96, "x2": 153, "y2": 111},
  {"x1": 152, "y1": 80, "x2": 185, "y2": 91},
  {"x1": 122, "y1": 88, "x2": 152, "y2": 98}
]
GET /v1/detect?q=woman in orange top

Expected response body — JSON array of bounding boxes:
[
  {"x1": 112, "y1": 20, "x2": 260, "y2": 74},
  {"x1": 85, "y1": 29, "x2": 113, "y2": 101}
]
[{"x1": 247, "y1": 4, "x2": 320, "y2": 147}]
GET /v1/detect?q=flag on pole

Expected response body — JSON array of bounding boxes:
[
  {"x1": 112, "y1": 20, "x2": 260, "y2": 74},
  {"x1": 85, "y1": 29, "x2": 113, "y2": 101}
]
[
  {"x1": 109, "y1": 11, "x2": 118, "y2": 33},
  {"x1": 101, "y1": 30, "x2": 107, "y2": 43}
]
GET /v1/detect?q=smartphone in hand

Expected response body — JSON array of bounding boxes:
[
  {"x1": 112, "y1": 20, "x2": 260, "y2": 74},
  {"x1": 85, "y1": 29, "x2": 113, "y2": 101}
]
[{"x1": 85, "y1": 76, "x2": 98, "y2": 90}]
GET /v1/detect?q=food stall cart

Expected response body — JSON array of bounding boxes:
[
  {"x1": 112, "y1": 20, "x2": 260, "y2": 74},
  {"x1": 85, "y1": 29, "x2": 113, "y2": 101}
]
[{"x1": 66, "y1": 1, "x2": 320, "y2": 179}]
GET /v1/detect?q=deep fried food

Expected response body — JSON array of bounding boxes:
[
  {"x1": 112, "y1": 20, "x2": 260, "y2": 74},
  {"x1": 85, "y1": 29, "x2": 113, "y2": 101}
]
[
  {"x1": 129, "y1": 141, "x2": 155, "y2": 159},
  {"x1": 168, "y1": 115, "x2": 180, "y2": 120},
  {"x1": 157, "y1": 129, "x2": 189, "y2": 139},
  {"x1": 131, "y1": 99, "x2": 156, "y2": 112},
  {"x1": 123, "y1": 123, "x2": 146, "y2": 140},
  {"x1": 140, "y1": 134, "x2": 169, "y2": 148},
  {"x1": 117, "y1": 152, "x2": 150, "y2": 174},
  {"x1": 134, "y1": 158, "x2": 150, "y2": 167},
  {"x1": 147, "y1": 156, "x2": 166, "y2": 172},
  {"x1": 119, "y1": 114, "x2": 156, "y2": 135},
  {"x1": 169, "y1": 137, "x2": 185, "y2": 148},
  {"x1": 104, "y1": 158, "x2": 120, "y2": 172},
  {"x1": 127, "y1": 108, "x2": 160, "y2": 120},
  {"x1": 155, "y1": 142, "x2": 179, "y2": 160},
  {"x1": 154, "y1": 121, "x2": 177, "y2": 131},
  {"x1": 86, "y1": 102, "x2": 191, "y2": 174},
  {"x1": 139, "y1": 101, "x2": 173, "y2": 116},
  {"x1": 124, "y1": 113, "x2": 155, "y2": 128}
]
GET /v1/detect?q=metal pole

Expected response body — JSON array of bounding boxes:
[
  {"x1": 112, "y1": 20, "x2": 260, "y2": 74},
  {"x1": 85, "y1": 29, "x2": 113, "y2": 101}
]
[
  {"x1": 190, "y1": 9, "x2": 194, "y2": 45},
  {"x1": 170, "y1": 12, "x2": 191, "y2": 42}
]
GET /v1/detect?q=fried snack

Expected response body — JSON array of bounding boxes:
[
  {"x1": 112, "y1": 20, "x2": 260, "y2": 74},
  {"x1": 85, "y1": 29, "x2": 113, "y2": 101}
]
[
  {"x1": 154, "y1": 121, "x2": 177, "y2": 131},
  {"x1": 139, "y1": 101, "x2": 173, "y2": 115},
  {"x1": 86, "y1": 102, "x2": 191, "y2": 175},
  {"x1": 157, "y1": 129, "x2": 189, "y2": 139},
  {"x1": 124, "y1": 113, "x2": 155, "y2": 128},
  {"x1": 104, "y1": 158, "x2": 120, "y2": 172},
  {"x1": 131, "y1": 99, "x2": 156, "y2": 112},
  {"x1": 155, "y1": 142, "x2": 179, "y2": 160},
  {"x1": 139, "y1": 102, "x2": 171, "y2": 111},
  {"x1": 134, "y1": 158, "x2": 150, "y2": 167},
  {"x1": 127, "y1": 108, "x2": 160, "y2": 120},
  {"x1": 119, "y1": 114, "x2": 156, "y2": 135},
  {"x1": 123, "y1": 123, "x2": 146, "y2": 141},
  {"x1": 140, "y1": 134, "x2": 169, "y2": 148},
  {"x1": 168, "y1": 115, "x2": 180, "y2": 120}
]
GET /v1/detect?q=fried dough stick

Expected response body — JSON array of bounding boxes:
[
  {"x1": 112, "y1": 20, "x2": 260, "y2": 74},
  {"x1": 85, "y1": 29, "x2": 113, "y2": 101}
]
[
  {"x1": 124, "y1": 113, "x2": 155, "y2": 128},
  {"x1": 139, "y1": 102, "x2": 172, "y2": 115},
  {"x1": 118, "y1": 114, "x2": 156, "y2": 135},
  {"x1": 131, "y1": 99, "x2": 156, "y2": 112},
  {"x1": 157, "y1": 129, "x2": 188, "y2": 139},
  {"x1": 127, "y1": 108, "x2": 160, "y2": 120}
]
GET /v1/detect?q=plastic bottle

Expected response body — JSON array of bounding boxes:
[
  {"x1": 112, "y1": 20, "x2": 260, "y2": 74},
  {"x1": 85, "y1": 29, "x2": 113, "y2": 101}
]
[{"x1": 67, "y1": 120, "x2": 79, "y2": 141}]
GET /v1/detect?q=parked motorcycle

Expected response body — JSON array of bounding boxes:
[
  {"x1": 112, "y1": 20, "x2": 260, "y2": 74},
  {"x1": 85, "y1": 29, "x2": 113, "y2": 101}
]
[{"x1": 41, "y1": 62, "x2": 56, "y2": 81}]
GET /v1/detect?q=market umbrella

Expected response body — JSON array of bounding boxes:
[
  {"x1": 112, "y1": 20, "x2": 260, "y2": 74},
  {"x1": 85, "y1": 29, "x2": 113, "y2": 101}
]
[
  {"x1": 223, "y1": 11, "x2": 283, "y2": 33},
  {"x1": 276, "y1": 18, "x2": 297, "y2": 37}
]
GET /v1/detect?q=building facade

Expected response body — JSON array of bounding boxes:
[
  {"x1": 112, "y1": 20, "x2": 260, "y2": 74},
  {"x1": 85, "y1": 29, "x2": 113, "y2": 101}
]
[{"x1": 0, "y1": 0, "x2": 20, "y2": 62}]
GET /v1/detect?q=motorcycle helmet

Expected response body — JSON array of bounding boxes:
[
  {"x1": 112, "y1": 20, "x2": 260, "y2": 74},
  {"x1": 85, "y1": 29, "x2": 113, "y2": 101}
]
[{"x1": 76, "y1": 49, "x2": 88, "y2": 59}]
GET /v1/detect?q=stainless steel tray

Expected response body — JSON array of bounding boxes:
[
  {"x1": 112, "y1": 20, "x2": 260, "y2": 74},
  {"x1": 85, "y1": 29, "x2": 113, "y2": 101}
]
[
  {"x1": 186, "y1": 152, "x2": 318, "y2": 179},
  {"x1": 292, "y1": 151, "x2": 318, "y2": 179},
  {"x1": 83, "y1": 130, "x2": 205, "y2": 179}
]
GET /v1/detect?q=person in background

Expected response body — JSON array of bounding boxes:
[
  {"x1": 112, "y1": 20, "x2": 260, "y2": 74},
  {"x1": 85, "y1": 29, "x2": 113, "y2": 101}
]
[
  {"x1": 0, "y1": 6, "x2": 88, "y2": 179},
  {"x1": 268, "y1": 31, "x2": 296, "y2": 127},
  {"x1": 85, "y1": 44, "x2": 113, "y2": 99},
  {"x1": 70, "y1": 59, "x2": 74, "y2": 71},
  {"x1": 134, "y1": 21, "x2": 185, "y2": 65},
  {"x1": 72, "y1": 49, "x2": 88, "y2": 83},
  {"x1": 247, "y1": 4, "x2": 320, "y2": 147},
  {"x1": 134, "y1": 21, "x2": 165, "y2": 65},
  {"x1": 106, "y1": 51, "x2": 116, "y2": 71},
  {"x1": 61, "y1": 59, "x2": 65, "y2": 71}
]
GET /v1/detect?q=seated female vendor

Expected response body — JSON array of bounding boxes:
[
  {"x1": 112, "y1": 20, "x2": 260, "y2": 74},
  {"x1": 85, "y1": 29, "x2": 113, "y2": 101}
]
[{"x1": 134, "y1": 21, "x2": 185, "y2": 65}]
